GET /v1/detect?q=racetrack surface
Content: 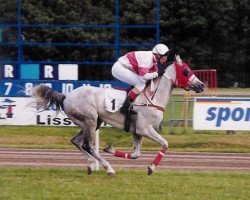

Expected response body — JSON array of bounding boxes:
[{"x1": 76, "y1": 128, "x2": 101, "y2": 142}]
[{"x1": 0, "y1": 148, "x2": 250, "y2": 172}]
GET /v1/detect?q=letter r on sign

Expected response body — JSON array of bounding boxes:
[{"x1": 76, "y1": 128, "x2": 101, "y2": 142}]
[
  {"x1": 4, "y1": 65, "x2": 14, "y2": 78},
  {"x1": 44, "y1": 65, "x2": 54, "y2": 78}
]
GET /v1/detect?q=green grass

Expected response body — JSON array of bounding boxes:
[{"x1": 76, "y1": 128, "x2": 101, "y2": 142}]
[
  {"x1": 0, "y1": 126, "x2": 250, "y2": 152},
  {"x1": 0, "y1": 168, "x2": 249, "y2": 200}
]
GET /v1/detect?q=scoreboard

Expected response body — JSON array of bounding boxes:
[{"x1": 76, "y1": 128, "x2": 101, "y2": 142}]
[
  {"x1": 0, "y1": 63, "x2": 129, "y2": 97},
  {"x1": 0, "y1": 80, "x2": 128, "y2": 97},
  {"x1": 0, "y1": 63, "x2": 78, "y2": 80}
]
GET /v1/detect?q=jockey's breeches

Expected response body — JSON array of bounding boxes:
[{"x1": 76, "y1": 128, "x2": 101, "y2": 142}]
[{"x1": 112, "y1": 60, "x2": 146, "y2": 92}]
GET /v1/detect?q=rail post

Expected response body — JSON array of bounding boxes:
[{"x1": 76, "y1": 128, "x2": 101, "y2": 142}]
[{"x1": 95, "y1": 129, "x2": 100, "y2": 171}]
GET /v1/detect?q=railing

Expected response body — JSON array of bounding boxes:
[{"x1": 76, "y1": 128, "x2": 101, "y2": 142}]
[
  {"x1": 193, "y1": 69, "x2": 217, "y2": 89},
  {"x1": 0, "y1": 0, "x2": 160, "y2": 73}
]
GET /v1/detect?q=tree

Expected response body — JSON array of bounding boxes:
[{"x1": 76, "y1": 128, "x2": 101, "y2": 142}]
[{"x1": 0, "y1": 0, "x2": 249, "y2": 86}]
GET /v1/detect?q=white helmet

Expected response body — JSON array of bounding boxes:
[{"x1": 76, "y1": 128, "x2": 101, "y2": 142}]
[{"x1": 152, "y1": 44, "x2": 169, "y2": 55}]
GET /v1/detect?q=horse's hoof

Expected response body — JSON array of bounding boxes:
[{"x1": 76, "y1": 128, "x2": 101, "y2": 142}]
[
  {"x1": 103, "y1": 145, "x2": 111, "y2": 152},
  {"x1": 103, "y1": 145, "x2": 114, "y2": 154},
  {"x1": 107, "y1": 172, "x2": 116, "y2": 177},
  {"x1": 147, "y1": 163, "x2": 155, "y2": 175},
  {"x1": 147, "y1": 166, "x2": 154, "y2": 175},
  {"x1": 86, "y1": 166, "x2": 93, "y2": 175}
]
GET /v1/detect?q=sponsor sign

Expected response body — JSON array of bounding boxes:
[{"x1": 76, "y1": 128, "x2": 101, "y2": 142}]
[
  {"x1": 193, "y1": 97, "x2": 250, "y2": 130},
  {"x1": 0, "y1": 97, "x2": 74, "y2": 126},
  {"x1": 0, "y1": 97, "x2": 112, "y2": 127}
]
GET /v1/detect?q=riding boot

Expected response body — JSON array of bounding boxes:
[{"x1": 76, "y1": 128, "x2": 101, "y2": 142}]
[{"x1": 120, "y1": 96, "x2": 137, "y2": 115}]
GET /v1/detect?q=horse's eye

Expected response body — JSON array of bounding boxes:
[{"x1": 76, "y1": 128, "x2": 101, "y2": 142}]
[{"x1": 183, "y1": 68, "x2": 189, "y2": 77}]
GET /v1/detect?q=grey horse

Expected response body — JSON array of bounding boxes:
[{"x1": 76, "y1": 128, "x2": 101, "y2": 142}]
[{"x1": 32, "y1": 55, "x2": 205, "y2": 176}]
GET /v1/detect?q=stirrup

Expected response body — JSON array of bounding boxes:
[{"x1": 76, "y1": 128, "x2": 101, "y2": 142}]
[
  {"x1": 120, "y1": 104, "x2": 137, "y2": 115},
  {"x1": 124, "y1": 110, "x2": 132, "y2": 132},
  {"x1": 120, "y1": 107, "x2": 137, "y2": 115},
  {"x1": 123, "y1": 107, "x2": 137, "y2": 132},
  {"x1": 129, "y1": 108, "x2": 137, "y2": 115},
  {"x1": 120, "y1": 106, "x2": 127, "y2": 114}
]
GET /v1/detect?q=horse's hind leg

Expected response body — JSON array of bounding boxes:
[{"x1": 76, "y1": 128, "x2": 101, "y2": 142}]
[
  {"x1": 71, "y1": 129, "x2": 98, "y2": 174},
  {"x1": 72, "y1": 128, "x2": 116, "y2": 176},
  {"x1": 103, "y1": 133, "x2": 143, "y2": 159},
  {"x1": 84, "y1": 124, "x2": 116, "y2": 176},
  {"x1": 71, "y1": 117, "x2": 103, "y2": 174},
  {"x1": 86, "y1": 144, "x2": 116, "y2": 176}
]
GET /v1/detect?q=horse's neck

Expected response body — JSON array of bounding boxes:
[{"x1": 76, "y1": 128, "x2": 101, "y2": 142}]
[{"x1": 144, "y1": 64, "x2": 176, "y2": 108}]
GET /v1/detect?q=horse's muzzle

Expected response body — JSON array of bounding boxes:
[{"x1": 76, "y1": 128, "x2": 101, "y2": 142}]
[{"x1": 190, "y1": 82, "x2": 206, "y2": 93}]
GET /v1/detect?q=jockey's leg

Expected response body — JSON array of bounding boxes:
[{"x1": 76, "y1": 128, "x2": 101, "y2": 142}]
[
  {"x1": 103, "y1": 133, "x2": 143, "y2": 159},
  {"x1": 112, "y1": 62, "x2": 145, "y2": 115},
  {"x1": 120, "y1": 89, "x2": 139, "y2": 114},
  {"x1": 120, "y1": 83, "x2": 145, "y2": 114}
]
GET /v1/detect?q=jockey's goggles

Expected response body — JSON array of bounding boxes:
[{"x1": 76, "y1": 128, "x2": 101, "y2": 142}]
[
  {"x1": 159, "y1": 55, "x2": 168, "y2": 60},
  {"x1": 159, "y1": 50, "x2": 170, "y2": 59}
]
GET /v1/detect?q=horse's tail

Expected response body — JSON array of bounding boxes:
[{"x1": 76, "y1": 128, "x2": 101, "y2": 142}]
[{"x1": 32, "y1": 84, "x2": 66, "y2": 113}]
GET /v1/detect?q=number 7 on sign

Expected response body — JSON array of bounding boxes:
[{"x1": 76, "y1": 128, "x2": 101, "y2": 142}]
[{"x1": 4, "y1": 82, "x2": 12, "y2": 95}]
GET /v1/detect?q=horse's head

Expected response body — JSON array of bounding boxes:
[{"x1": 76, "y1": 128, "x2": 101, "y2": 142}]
[{"x1": 165, "y1": 55, "x2": 205, "y2": 93}]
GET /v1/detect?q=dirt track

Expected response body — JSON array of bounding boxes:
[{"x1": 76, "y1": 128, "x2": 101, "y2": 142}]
[{"x1": 0, "y1": 148, "x2": 250, "y2": 172}]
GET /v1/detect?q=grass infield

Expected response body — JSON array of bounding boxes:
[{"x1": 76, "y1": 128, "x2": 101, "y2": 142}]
[
  {"x1": 0, "y1": 168, "x2": 249, "y2": 200},
  {"x1": 0, "y1": 126, "x2": 249, "y2": 152}
]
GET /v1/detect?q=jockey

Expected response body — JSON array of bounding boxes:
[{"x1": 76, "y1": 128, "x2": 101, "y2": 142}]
[{"x1": 112, "y1": 43, "x2": 170, "y2": 115}]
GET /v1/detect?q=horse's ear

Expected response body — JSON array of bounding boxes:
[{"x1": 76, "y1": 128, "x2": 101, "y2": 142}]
[{"x1": 175, "y1": 55, "x2": 183, "y2": 65}]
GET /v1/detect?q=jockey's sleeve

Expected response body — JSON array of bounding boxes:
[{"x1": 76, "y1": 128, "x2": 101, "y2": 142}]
[
  {"x1": 126, "y1": 51, "x2": 158, "y2": 76},
  {"x1": 150, "y1": 64, "x2": 158, "y2": 73},
  {"x1": 138, "y1": 64, "x2": 158, "y2": 76},
  {"x1": 138, "y1": 67, "x2": 150, "y2": 76}
]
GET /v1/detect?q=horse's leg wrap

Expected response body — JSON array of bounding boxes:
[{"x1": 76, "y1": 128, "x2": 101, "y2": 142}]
[
  {"x1": 152, "y1": 149, "x2": 166, "y2": 166},
  {"x1": 148, "y1": 149, "x2": 167, "y2": 175},
  {"x1": 114, "y1": 151, "x2": 132, "y2": 159},
  {"x1": 103, "y1": 133, "x2": 142, "y2": 160}
]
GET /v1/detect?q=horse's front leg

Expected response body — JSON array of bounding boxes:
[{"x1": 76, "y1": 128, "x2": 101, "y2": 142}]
[
  {"x1": 103, "y1": 133, "x2": 143, "y2": 159},
  {"x1": 140, "y1": 126, "x2": 168, "y2": 175}
]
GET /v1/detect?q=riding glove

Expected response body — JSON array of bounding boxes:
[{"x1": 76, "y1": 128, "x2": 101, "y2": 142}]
[{"x1": 142, "y1": 72, "x2": 158, "y2": 81}]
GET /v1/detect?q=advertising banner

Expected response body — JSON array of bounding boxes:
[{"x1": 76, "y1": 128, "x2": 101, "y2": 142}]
[
  {"x1": 193, "y1": 97, "x2": 250, "y2": 130},
  {"x1": 0, "y1": 97, "x2": 75, "y2": 126}
]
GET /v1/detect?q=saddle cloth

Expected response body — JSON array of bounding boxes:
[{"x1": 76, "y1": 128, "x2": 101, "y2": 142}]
[{"x1": 105, "y1": 88, "x2": 127, "y2": 113}]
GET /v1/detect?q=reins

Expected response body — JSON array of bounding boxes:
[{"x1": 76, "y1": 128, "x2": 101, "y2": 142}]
[
  {"x1": 132, "y1": 62, "x2": 177, "y2": 113},
  {"x1": 132, "y1": 76, "x2": 165, "y2": 112},
  {"x1": 142, "y1": 90, "x2": 165, "y2": 112}
]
